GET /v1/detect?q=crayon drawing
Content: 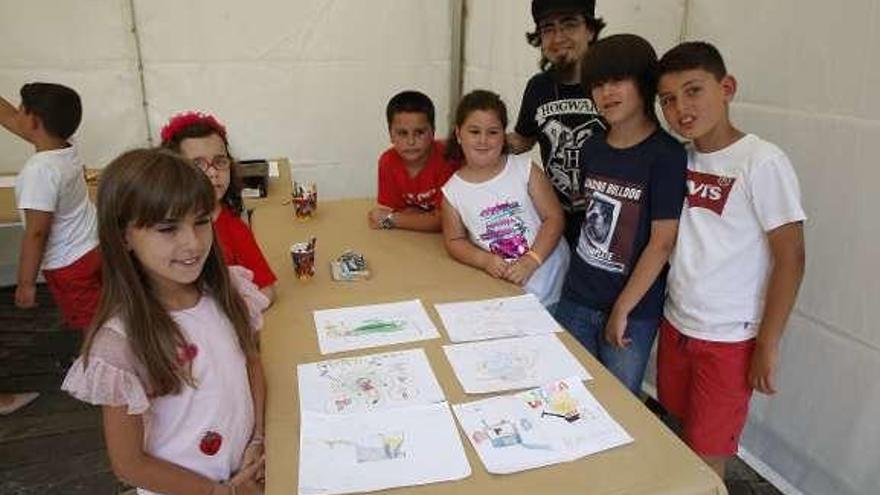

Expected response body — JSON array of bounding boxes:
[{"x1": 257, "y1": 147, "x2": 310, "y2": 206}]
[
  {"x1": 476, "y1": 348, "x2": 539, "y2": 384},
  {"x1": 323, "y1": 431, "x2": 407, "y2": 463},
  {"x1": 443, "y1": 335, "x2": 591, "y2": 394},
  {"x1": 299, "y1": 403, "x2": 471, "y2": 495},
  {"x1": 472, "y1": 417, "x2": 552, "y2": 451},
  {"x1": 298, "y1": 349, "x2": 444, "y2": 415},
  {"x1": 452, "y1": 377, "x2": 633, "y2": 475},
  {"x1": 322, "y1": 318, "x2": 407, "y2": 338},
  {"x1": 435, "y1": 294, "x2": 561, "y2": 342},
  {"x1": 452, "y1": 397, "x2": 566, "y2": 474},
  {"x1": 313, "y1": 299, "x2": 439, "y2": 354}
]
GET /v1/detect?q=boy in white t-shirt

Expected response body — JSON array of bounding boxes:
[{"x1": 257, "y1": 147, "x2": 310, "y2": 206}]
[
  {"x1": 656, "y1": 42, "x2": 806, "y2": 478},
  {"x1": 0, "y1": 83, "x2": 100, "y2": 414}
]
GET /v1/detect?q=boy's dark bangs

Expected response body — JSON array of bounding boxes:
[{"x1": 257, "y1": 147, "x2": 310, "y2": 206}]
[
  {"x1": 583, "y1": 44, "x2": 650, "y2": 89},
  {"x1": 581, "y1": 35, "x2": 658, "y2": 91}
]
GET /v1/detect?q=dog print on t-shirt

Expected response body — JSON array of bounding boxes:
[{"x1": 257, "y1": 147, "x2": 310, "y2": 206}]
[{"x1": 576, "y1": 174, "x2": 644, "y2": 274}]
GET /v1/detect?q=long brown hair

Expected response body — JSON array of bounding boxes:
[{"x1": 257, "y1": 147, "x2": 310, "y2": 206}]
[{"x1": 83, "y1": 148, "x2": 256, "y2": 396}]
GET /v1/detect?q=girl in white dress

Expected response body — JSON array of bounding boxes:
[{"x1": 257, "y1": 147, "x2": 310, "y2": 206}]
[{"x1": 62, "y1": 148, "x2": 269, "y2": 495}]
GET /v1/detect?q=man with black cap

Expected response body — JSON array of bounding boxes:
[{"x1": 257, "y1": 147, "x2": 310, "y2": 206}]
[{"x1": 510, "y1": 0, "x2": 607, "y2": 248}]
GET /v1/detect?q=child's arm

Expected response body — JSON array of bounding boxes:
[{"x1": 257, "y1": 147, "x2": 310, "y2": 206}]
[
  {"x1": 259, "y1": 286, "x2": 276, "y2": 307},
  {"x1": 374, "y1": 207, "x2": 443, "y2": 232},
  {"x1": 241, "y1": 351, "x2": 267, "y2": 477},
  {"x1": 368, "y1": 205, "x2": 393, "y2": 229},
  {"x1": 441, "y1": 198, "x2": 508, "y2": 278},
  {"x1": 749, "y1": 221, "x2": 805, "y2": 395},
  {"x1": 369, "y1": 156, "x2": 400, "y2": 229},
  {"x1": 15, "y1": 210, "x2": 52, "y2": 308},
  {"x1": 507, "y1": 132, "x2": 537, "y2": 155},
  {"x1": 604, "y1": 219, "x2": 679, "y2": 347},
  {"x1": 229, "y1": 225, "x2": 276, "y2": 308},
  {"x1": 505, "y1": 163, "x2": 565, "y2": 286},
  {"x1": 0, "y1": 94, "x2": 27, "y2": 139},
  {"x1": 102, "y1": 406, "x2": 262, "y2": 495}
]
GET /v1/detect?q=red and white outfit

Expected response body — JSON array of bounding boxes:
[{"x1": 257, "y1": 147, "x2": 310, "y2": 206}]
[
  {"x1": 658, "y1": 134, "x2": 806, "y2": 455},
  {"x1": 14, "y1": 144, "x2": 100, "y2": 330},
  {"x1": 62, "y1": 267, "x2": 269, "y2": 495},
  {"x1": 213, "y1": 206, "x2": 276, "y2": 289},
  {"x1": 377, "y1": 141, "x2": 456, "y2": 211}
]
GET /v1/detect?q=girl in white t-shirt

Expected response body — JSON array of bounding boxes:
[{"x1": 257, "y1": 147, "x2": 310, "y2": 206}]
[
  {"x1": 62, "y1": 149, "x2": 268, "y2": 495},
  {"x1": 441, "y1": 90, "x2": 569, "y2": 307}
]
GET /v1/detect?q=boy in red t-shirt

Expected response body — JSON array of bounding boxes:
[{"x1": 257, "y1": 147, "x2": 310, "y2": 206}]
[{"x1": 368, "y1": 91, "x2": 456, "y2": 232}]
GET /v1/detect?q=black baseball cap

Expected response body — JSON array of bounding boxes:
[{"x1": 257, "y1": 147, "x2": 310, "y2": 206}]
[{"x1": 531, "y1": 0, "x2": 596, "y2": 24}]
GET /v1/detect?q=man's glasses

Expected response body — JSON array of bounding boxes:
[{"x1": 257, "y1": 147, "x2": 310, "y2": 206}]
[
  {"x1": 192, "y1": 155, "x2": 232, "y2": 172},
  {"x1": 538, "y1": 17, "x2": 585, "y2": 39}
]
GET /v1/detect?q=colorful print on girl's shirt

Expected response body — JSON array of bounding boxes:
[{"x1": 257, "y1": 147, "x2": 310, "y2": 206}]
[{"x1": 478, "y1": 201, "x2": 530, "y2": 260}]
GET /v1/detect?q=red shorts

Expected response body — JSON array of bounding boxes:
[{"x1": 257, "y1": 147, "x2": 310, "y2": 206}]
[
  {"x1": 42, "y1": 247, "x2": 102, "y2": 331},
  {"x1": 657, "y1": 318, "x2": 755, "y2": 457}
]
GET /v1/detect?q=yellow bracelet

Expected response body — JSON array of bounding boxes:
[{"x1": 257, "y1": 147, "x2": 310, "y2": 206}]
[{"x1": 525, "y1": 250, "x2": 543, "y2": 266}]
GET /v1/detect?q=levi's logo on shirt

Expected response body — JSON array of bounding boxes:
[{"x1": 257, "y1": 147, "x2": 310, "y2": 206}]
[{"x1": 685, "y1": 170, "x2": 736, "y2": 215}]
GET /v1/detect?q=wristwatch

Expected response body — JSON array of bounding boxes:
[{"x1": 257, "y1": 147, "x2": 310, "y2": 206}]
[{"x1": 380, "y1": 212, "x2": 395, "y2": 229}]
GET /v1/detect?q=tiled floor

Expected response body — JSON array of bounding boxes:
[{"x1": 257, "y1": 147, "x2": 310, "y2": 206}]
[{"x1": 0, "y1": 285, "x2": 783, "y2": 494}]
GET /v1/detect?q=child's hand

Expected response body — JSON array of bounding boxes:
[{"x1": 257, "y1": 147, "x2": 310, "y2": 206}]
[
  {"x1": 367, "y1": 207, "x2": 392, "y2": 229},
  {"x1": 229, "y1": 453, "x2": 265, "y2": 494},
  {"x1": 748, "y1": 340, "x2": 779, "y2": 395},
  {"x1": 504, "y1": 256, "x2": 539, "y2": 286},
  {"x1": 483, "y1": 254, "x2": 508, "y2": 279},
  {"x1": 604, "y1": 308, "x2": 631, "y2": 348},
  {"x1": 241, "y1": 442, "x2": 265, "y2": 482},
  {"x1": 14, "y1": 283, "x2": 37, "y2": 309}
]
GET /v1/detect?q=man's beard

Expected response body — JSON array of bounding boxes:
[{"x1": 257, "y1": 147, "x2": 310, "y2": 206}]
[{"x1": 551, "y1": 58, "x2": 579, "y2": 82}]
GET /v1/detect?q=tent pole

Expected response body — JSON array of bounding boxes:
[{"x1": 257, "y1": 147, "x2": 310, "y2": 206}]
[
  {"x1": 679, "y1": 0, "x2": 692, "y2": 42},
  {"x1": 127, "y1": 0, "x2": 153, "y2": 146},
  {"x1": 449, "y1": 0, "x2": 466, "y2": 130}
]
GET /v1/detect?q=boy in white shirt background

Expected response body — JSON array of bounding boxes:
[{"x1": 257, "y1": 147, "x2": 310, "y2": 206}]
[{"x1": 0, "y1": 83, "x2": 100, "y2": 414}]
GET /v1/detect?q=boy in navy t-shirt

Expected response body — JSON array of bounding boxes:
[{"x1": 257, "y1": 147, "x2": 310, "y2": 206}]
[{"x1": 554, "y1": 35, "x2": 686, "y2": 395}]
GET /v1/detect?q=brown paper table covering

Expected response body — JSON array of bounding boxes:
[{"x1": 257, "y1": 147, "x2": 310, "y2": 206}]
[{"x1": 245, "y1": 162, "x2": 727, "y2": 495}]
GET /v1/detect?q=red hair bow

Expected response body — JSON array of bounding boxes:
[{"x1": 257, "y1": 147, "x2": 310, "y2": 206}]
[{"x1": 160, "y1": 111, "x2": 227, "y2": 144}]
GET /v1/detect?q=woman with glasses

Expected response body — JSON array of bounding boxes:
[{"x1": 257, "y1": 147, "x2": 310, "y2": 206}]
[{"x1": 161, "y1": 112, "x2": 277, "y2": 305}]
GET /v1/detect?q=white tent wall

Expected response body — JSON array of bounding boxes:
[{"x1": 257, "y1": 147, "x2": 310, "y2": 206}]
[
  {"x1": 135, "y1": 0, "x2": 453, "y2": 200},
  {"x1": 464, "y1": 1, "x2": 880, "y2": 495},
  {"x1": 0, "y1": 0, "x2": 147, "y2": 173},
  {"x1": 688, "y1": 2, "x2": 880, "y2": 494},
  {"x1": 1, "y1": 0, "x2": 454, "y2": 200}
]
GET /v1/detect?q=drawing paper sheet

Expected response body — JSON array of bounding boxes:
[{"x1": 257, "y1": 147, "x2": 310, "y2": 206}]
[
  {"x1": 453, "y1": 377, "x2": 633, "y2": 474},
  {"x1": 313, "y1": 299, "x2": 439, "y2": 354},
  {"x1": 299, "y1": 402, "x2": 471, "y2": 495},
  {"x1": 443, "y1": 334, "x2": 591, "y2": 394},
  {"x1": 435, "y1": 294, "x2": 562, "y2": 342},
  {"x1": 297, "y1": 348, "x2": 445, "y2": 414}
]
